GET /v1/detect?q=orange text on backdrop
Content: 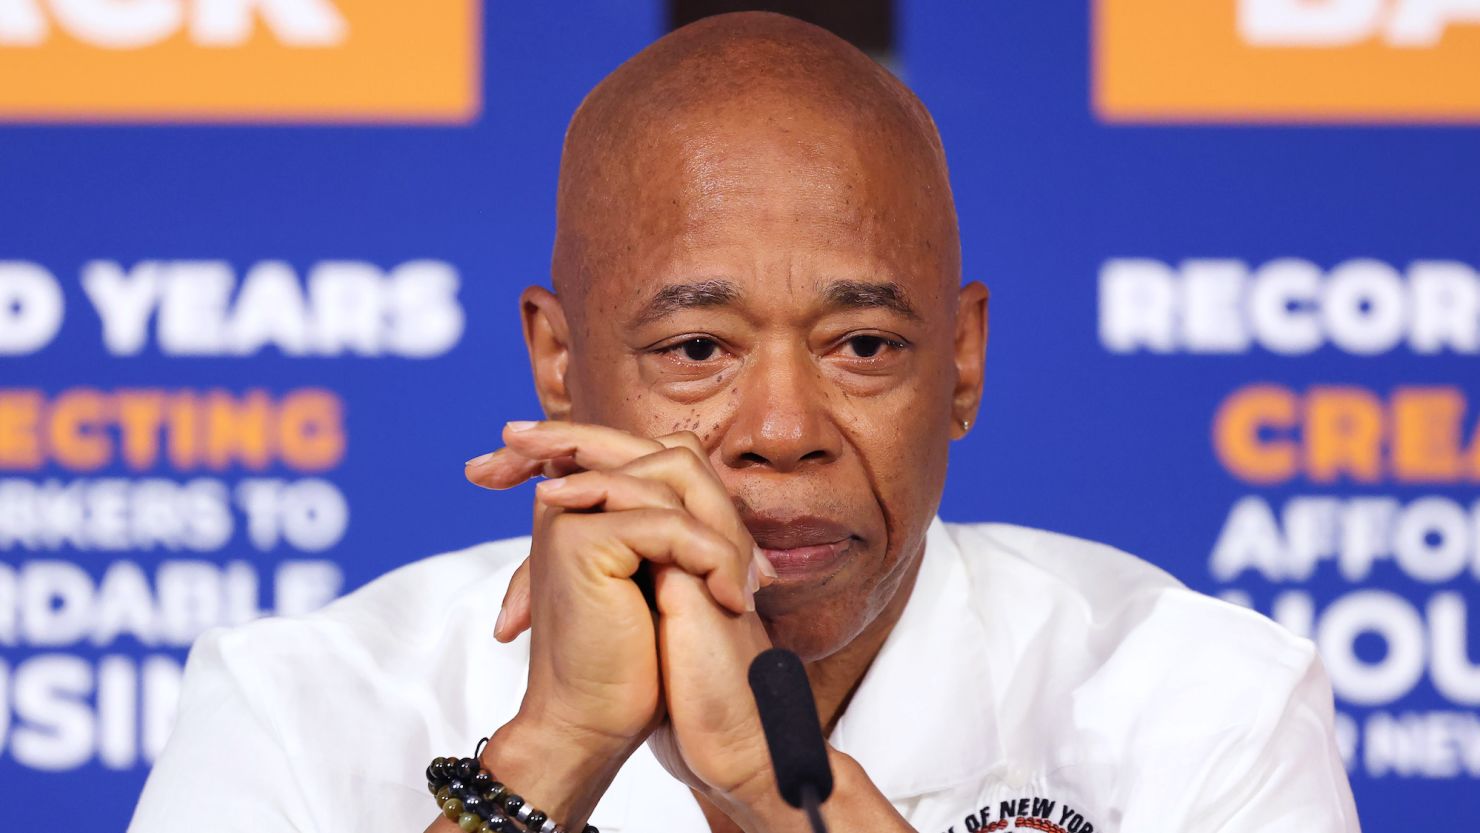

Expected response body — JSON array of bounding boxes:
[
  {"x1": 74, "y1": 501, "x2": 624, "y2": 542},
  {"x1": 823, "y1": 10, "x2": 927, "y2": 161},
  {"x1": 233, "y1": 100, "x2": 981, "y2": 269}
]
[
  {"x1": 1095, "y1": 0, "x2": 1480, "y2": 122},
  {"x1": 0, "y1": 0, "x2": 479, "y2": 122}
]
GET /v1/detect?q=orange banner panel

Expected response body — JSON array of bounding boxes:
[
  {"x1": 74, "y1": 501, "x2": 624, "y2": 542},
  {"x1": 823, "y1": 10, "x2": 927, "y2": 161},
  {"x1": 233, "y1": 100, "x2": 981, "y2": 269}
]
[
  {"x1": 0, "y1": 0, "x2": 480, "y2": 123},
  {"x1": 1095, "y1": 0, "x2": 1480, "y2": 123}
]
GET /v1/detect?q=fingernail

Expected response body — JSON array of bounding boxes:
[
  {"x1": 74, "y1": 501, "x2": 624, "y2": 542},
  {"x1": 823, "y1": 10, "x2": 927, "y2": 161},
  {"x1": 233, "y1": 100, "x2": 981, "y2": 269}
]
[
  {"x1": 753, "y1": 545, "x2": 778, "y2": 584},
  {"x1": 506, "y1": 420, "x2": 538, "y2": 433},
  {"x1": 494, "y1": 607, "x2": 508, "y2": 639},
  {"x1": 535, "y1": 478, "x2": 565, "y2": 493},
  {"x1": 465, "y1": 452, "x2": 495, "y2": 467},
  {"x1": 746, "y1": 562, "x2": 761, "y2": 609}
]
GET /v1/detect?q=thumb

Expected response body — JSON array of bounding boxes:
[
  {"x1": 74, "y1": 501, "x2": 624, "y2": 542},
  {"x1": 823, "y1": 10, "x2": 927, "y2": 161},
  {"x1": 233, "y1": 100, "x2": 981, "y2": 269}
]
[
  {"x1": 494, "y1": 556, "x2": 533, "y2": 642},
  {"x1": 653, "y1": 564, "x2": 770, "y2": 722}
]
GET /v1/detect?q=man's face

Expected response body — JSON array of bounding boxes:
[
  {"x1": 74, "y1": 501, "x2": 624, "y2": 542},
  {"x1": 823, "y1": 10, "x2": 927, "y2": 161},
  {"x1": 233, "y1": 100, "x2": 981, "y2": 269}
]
[{"x1": 542, "y1": 102, "x2": 980, "y2": 660}]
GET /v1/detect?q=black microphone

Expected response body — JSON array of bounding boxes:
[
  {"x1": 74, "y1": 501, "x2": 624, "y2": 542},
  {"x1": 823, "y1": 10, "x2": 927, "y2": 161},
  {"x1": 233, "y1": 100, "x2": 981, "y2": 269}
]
[{"x1": 748, "y1": 648, "x2": 833, "y2": 833}]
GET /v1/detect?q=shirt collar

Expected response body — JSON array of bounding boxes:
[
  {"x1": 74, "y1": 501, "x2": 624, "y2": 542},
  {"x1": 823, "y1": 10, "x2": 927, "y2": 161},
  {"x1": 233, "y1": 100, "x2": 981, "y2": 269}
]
[{"x1": 594, "y1": 517, "x2": 1000, "y2": 829}]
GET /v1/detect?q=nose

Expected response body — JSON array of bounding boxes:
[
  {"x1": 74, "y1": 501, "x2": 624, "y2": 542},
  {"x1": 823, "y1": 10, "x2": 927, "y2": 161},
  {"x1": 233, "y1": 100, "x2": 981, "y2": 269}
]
[{"x1": 719, "y1": 343, "x2": 842, "y2": 473}]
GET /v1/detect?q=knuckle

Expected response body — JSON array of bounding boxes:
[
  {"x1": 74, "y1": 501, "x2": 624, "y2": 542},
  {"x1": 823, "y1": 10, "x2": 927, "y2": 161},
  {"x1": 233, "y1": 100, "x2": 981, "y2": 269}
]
[
  {"x1": 651, "y1": 506, "x2": 692, "y2": 531},
  {"x1": 614, "y1": 470, "x2": 666, "y2": 502},
  {"x1": 661, "y1": 443, "x2": 705, "y2": 471},
  {"x1": 654, "y1": 482, "x2": 683, "y2": 507},
  {"x1": 535, "y1": 470, "x2": 601, "y2": 502},
  {"x1": 543, "y1": 510, "x2": 582, "y2": 545},
  {"x1": 610, "y1": 472, "x2": 645, "y2": 492},
  {"x1": 564, "y1": 469, "x2": 603, "y2": 486},
  {"x1": 653, "y1": 507, "x2": 698, "y2": 536},
  {"x1": 675, "y1": 514, "x2": 730, "y2": 562}
]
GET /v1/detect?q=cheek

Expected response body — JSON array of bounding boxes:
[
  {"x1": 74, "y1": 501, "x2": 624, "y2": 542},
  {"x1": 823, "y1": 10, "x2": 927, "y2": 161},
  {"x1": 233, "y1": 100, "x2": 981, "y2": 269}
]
[
  {"x1": 839, "y1": 370, "x2": 952, "y2": 470},
  {"x1": 596, "y1": 374, "x2": 738, "y2": 444},
  {"x1": 835, "y1": 370, "x2": 952, "y2": 535}
]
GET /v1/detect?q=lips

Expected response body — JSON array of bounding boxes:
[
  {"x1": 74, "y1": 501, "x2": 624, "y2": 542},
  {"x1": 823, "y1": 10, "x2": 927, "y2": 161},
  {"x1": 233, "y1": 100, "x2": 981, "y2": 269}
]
[{"x1": 745, "y1": 514, "x2": 856, "y2": 580}]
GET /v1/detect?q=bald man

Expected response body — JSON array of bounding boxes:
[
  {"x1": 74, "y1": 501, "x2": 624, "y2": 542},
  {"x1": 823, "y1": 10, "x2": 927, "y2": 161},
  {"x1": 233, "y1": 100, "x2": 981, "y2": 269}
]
[{"x1": 129, "y1": 13, "x2": 1360, "y2": 833}]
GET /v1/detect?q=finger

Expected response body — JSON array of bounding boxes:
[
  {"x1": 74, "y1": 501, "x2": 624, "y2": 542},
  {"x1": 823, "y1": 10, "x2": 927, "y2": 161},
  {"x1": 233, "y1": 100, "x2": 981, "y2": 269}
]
[
  {"x1": 466, "y1": 420, "x2": 663, "y2": 490},
  {"x1": 540, "y1": 454, "x2": 582, "y2": 479},
  {"x1": 550, "y1": 508, "x2": 752, "y2": 614},
  {"x1": 652, "y1": 565, "x2": 771, "y2": 744},
  {"x1": 535, "y1": 470, "x2": 684, "y2": 513},
  {"x1": 483, "y1": 423, "x2": 771, "y2": 597},
  {"x1": 653, "y1": 564, "x2": 769, "y2": 652},
  {"x1": 495, "y1": 557, "x2": 533, "y2": 642},
  {"x1": 652, "y1": 430, "x2": 707, "y2": 456},
  {"x1": 618, "y1": 442, "x2": 773, "y2": 589},
  {"x1": 651, "y1": 433, "x2": 776, "y2": 588},
  {"x1": 490, "y1": 424, "x2": 771, "y2": 589},
  {"x1": 465, "y1": 451, "x2": 582, "y2": 491},
  {"x1": 502, "y1": 420, "x2": 665, "y2": 473},
  {"x1": 465, "y1": 447, "x2": 547, "y2": 490},
  {"x1": 540, "y1": 457, "x2": 771, "y2": 595},
  {"x1": 630, "y1": 438, "x2": 732, "y2": 527}
]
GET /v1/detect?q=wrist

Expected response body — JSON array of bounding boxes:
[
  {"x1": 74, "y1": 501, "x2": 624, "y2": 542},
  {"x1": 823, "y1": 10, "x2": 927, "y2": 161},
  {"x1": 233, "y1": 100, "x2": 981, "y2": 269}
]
[
  {"x1": 729, "y1": 750, "x2": 912, "y2": 833},
  {"x1": 481, "y1": 710, "x2": 644, "y2": 829},
  {"x1": 716, "y1": 746, "x2": 858, "y2": 833}
]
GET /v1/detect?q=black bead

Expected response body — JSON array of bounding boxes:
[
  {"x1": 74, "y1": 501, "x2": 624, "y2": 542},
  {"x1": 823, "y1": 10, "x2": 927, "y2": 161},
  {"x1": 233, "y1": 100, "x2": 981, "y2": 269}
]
[
  {"x1": 484, "y1": 781, "x2": 506, "y2": 802},
  {"x1": 486, "y1": 814, "x2": 511, "y2": 832},
  {"x1": 427, "y1": 781, "x2": 439, "y2": 795},
  {"x1": 584, "y1": 826, "x2": 600, "y2": 833},
  {"x1": 457, "y1": 757, "x2": 479, "y2": 779},
  {"x1": 471, "y1": 771, "x2": 492, "y2": 791},
  {"x1": 502, "y1": 794, "x2": 524, "y2": 815},
  {"x1": 463, "y1": 795, "x2": 485, "y2": 817},
  {"x1": 526, "y1": 810, "x2": 547, "y2": 829}
]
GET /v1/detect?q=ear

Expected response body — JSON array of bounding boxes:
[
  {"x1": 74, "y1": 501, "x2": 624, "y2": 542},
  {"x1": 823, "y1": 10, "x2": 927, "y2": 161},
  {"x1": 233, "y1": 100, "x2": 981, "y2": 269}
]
[
  {"x1": 951, "y1": 281, "x2": 989, "y2": 440},
  {"x1": 520, "y1": 285, "x2": 574, "y2": 421}
]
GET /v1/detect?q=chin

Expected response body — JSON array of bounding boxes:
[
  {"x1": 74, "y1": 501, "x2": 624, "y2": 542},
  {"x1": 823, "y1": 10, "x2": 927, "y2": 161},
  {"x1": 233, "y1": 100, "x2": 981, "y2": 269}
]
[
  {"x1": 759, "y1": 601, "x2": 872, "y2": 663},
  {"x1": 758, "y1": 542, "x2": 923, "y2": 663}
]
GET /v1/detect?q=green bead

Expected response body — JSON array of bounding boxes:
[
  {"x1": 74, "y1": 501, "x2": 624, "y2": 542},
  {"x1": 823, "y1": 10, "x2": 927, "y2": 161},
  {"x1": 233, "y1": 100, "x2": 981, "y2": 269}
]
[
  {"x1": 427, "y1": 781, "x2": 438, "y2": 795},
  {"x1": 435, "y1": 786, "x2": 452, "y2": 804},
  {"x1": 441, "y1": 798, "x2": 463, "y2": 820},
  {"x1": 478, "y1": 825, "x2": 496, "y2": 833},
  {"x1": 458, "y1": 813, "x2": 481, "y2": 832}
]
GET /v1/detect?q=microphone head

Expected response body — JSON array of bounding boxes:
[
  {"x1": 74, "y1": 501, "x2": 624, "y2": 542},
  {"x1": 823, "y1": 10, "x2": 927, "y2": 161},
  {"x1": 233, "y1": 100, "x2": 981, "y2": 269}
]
[{"x1": 747, "y1": 648, "x2": 834, "y2": 809}]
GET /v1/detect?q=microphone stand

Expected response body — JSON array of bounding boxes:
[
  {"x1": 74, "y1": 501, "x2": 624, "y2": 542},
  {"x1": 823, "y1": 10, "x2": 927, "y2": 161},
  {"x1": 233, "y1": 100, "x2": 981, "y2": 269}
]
[{"x1": 800, "y1": 784, "x2": 829, "y2": 833}]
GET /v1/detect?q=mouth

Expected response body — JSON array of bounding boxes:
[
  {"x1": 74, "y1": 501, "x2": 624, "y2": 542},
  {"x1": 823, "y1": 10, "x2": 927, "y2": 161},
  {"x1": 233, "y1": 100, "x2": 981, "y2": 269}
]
[{"x1": 744, "y1": 514, "x2": 857, "y2": 581}]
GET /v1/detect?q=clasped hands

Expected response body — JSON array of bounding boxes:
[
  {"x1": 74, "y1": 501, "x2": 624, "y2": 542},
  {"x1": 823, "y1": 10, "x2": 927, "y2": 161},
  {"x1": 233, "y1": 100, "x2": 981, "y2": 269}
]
[{"x1": 464, "y1": 420, "x2": 788, "y2": 830}]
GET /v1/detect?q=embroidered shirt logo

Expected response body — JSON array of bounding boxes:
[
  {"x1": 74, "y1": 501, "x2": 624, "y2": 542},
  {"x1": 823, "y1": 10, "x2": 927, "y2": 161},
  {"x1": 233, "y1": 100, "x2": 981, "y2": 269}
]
[{"x1": 941, "y1": 796, "x2": 1099, "y2": 833}]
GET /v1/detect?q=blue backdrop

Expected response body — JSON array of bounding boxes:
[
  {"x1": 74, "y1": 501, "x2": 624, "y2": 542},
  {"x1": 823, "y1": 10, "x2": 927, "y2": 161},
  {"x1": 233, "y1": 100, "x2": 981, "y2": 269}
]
[{"x1": 1, "y1": 2, "x2": 1475, "y2": 829}]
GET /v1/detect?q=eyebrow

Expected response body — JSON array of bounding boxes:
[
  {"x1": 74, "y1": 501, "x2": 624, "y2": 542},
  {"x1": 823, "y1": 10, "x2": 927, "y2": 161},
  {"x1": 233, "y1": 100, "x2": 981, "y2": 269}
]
[
  {"x1": 629, "y1": 277, "x2": 922, "y2": 325},
  {"x1": 822, "y1": 279, "x2": 922, "y2": 321},
  {"x1": 631, "y1": 279, "x2": 743, "y2": 326}
]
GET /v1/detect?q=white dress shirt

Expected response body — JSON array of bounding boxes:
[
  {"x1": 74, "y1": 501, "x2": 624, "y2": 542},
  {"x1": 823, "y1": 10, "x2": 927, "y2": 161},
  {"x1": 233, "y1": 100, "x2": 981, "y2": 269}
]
[{"x1": 128, "y1": 519, "x2": 1361, "y2": 832}]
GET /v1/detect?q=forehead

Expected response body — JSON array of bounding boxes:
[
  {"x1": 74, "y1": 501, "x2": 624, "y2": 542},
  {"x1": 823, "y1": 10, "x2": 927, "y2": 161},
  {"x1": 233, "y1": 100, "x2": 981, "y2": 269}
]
[{"x1": 581, "y1": 103, "x2": 952, "y2": 313}]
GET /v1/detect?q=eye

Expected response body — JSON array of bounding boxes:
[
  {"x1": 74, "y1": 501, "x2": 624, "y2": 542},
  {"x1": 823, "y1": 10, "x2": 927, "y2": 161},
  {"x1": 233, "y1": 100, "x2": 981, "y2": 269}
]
[
  {"x1": 843, "y1": 334, "x2": 904, "y2": 358},
  {"x1": 665, "y1": 337, "x2": 722, "y2": 362}
]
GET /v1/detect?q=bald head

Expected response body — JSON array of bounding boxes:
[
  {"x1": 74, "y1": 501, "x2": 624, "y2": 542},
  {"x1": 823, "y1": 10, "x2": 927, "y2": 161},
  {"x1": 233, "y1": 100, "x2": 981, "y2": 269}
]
[{"x1": 551, "y1": 11, "x2": 959, "y2": 310}]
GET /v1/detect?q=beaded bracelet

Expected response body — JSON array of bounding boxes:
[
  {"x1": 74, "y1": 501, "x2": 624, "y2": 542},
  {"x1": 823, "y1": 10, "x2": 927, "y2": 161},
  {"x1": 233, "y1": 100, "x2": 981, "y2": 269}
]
[{"x1": 426, "y1": 738, "x2": 598, "y2": 833}]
